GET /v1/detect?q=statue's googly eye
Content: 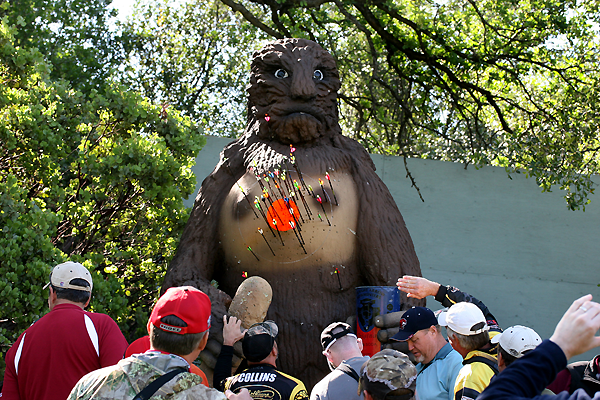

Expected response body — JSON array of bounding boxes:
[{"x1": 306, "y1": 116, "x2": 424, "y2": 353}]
[
  {"x1": 313, "y1": 70, "x2": 323, "y2": 80},
  {"x1": 275, "y1": 69, "x2": 289, "y2": 79}
]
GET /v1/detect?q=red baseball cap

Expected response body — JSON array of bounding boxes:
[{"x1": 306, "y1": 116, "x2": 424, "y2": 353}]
[{"x1": 149, "y1": 286, "x2": 212, "y2": 335}]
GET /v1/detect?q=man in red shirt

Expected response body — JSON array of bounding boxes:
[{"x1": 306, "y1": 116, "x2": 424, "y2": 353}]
[{"x1": 1, "y1": 261, "x2": 128, "y2": 400}]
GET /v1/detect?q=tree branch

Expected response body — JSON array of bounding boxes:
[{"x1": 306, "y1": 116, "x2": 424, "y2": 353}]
[
  {"x1": 220, "y1": 0, "x2": 284, "y2": 38},
  {"x1": 353, "y1": 2, "x2": 515, "y2": 136}
]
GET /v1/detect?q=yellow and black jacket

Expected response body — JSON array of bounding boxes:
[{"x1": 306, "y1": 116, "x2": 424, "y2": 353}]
[
  {"x1": 225, "y1": 363, "x2": 309, "y2": 400},
  {"x1": 453, "y1": 349, "x2": 499, "y2": 400},
  {"x1": 434, "y1": 285, "x2": 503, "y2": 400}
]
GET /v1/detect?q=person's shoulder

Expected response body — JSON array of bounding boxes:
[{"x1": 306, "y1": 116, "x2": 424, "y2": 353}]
[
  {"x1": 443, "y1": 350, "x2": 464, "y2": 378},
  {"x1": 455, "y1": 362, "x2": 474, "y2": 382},
  {"x1": 311, "y1": 371, "x2": 336, "y2": 392},
  {"x1": 125, "y1": 336, "x2": 151, "y2": 357},
  {"x1": 22, "y1": 308, "x2": 55, "y2": 330},
  {"x1": 345, "y1": 355, "x2": 369, "y2": 369},
  {"x1": 84, "y1": 310, "x2": 126, "y2": 340},
  {"x1": 274, "y1": 368, "x2": 308, "y2": 396},
  {"x1": 425, "y1": 345, "x2": 461, "y2": 371},
  {"x1": 84, "y1": 310, "x2": 118, "y2": 324},
  {"x1": 82, "y1": 361, "x2": 126, "y2": 381},
  {"x1": 276, "y1": 369, "x2": 307, "y2": 387},
  {"x1": 311, "y1": 375, "x2": 328, "y2": 392},
  {"x1": 458, "y1": 359, "x2": 496, "y2": 387},
  {"x1": 436, "y1": 343, "x2": 461, "y2": 360},
  {"x1": 469, "y1": 360, "x2": 496, "y2": 375},
  {"x1": 444, "y1": 348, "x2": 464, "y2": 365},
  {"x1": 453, "y1": 361, "x2": 494, "y2": 398},
  {"x1": 68, "y1": 361, "x2": 129, "y2": 399},
  {"x1": 428, "y1": 350, "x2": 463, "y2": 378},
  {"x1": 310, "y1": 366, "x2": 357, "y2": 398},
  {"x1": 287, "y1": 378, "x2": 309, "y2": 400},
  {"x1": 168, "y1": 374, "x2": 226, "y2": 400},
  {"x1": 172, "y1": 384, "x2": 227, "y2": 400}
]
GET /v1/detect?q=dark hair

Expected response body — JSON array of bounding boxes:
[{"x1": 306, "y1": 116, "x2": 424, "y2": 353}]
[
  {"x1": 363, "y1": 386, "x2": 414, "y2": 400},
  {"x1": 150, "y1": 315, "x2": 206, "y2": 355},
  {"x1": 385, "y1": 389, "x2": 414, "y2": 400},
  {"x1": 498, "y1": 345, "x2": 532, "y2": 367},
  {"x1": 51, "y1": 278, "x2": 91, "y2": 304}
]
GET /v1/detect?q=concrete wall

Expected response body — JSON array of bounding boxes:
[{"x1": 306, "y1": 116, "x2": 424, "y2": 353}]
[{"x1": 186, "y1": 135, "x2": 600, "y2": 362}]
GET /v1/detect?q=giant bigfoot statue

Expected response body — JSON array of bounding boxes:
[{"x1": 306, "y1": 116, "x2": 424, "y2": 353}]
[{"x1": 162, "y1": 38, "x2": 423, "y2": 386}]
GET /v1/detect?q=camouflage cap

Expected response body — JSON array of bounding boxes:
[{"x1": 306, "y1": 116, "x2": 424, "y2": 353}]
[{"x1": 358, "y1": 349, "x2": 417, "y2": 399}]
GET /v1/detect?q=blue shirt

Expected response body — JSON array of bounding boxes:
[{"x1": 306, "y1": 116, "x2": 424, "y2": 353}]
[{"x1": 415, "y1": 342, "x2": 463, "y2": 400}]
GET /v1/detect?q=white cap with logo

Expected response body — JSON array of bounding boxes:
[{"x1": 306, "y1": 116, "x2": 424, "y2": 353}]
[
  {"x1": 438, "y1": 302, "x2": 489, "y2": 336},
  {"x1": 491, "y1": 325, "x2": 542, "y2": 358},
  {"x1": 44, "y1": 262, "x2": 93, "y2": 292}
]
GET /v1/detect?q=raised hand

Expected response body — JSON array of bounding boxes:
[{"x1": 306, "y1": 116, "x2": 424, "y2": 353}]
[
  {"x1": 396, "y1": 275, "x2": 440, "y2": 299},
  {"x1": 223, "y1": 315, "x2": 247, "y2": 346},
  {"x1": 550, "y1": 294, "x2": 600, "y2": 360}
]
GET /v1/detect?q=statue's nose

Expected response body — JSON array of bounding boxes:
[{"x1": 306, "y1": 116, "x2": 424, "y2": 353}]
[{"x1": 290, "y1": 68, "x2": 317, "y2": 101}]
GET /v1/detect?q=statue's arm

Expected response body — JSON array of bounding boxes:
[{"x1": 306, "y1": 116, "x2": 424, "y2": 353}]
[
  {"x1": 162, "y1": 140, "x2": 246, "y2": 321},
  {"x1": 337, "y1": 136, "x2": 423, "y2": 308}
]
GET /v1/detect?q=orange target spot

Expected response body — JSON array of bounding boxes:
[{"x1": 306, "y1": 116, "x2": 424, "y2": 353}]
[{"x1": 267, "y1": 199, "x2": 300, "y2": 231}]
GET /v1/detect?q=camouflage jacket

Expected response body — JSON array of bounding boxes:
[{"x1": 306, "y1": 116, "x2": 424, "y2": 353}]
[{"x1": 67, "y1": 351, "x2": 226, "y2": 400}]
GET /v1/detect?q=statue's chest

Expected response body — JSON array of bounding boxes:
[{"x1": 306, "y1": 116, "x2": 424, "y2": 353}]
[{"x1": 219, "y1": 166, "x2": 359, "y2": 275}]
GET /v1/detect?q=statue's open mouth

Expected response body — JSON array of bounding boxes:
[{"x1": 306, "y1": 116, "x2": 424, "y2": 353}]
[{"x1": 285, "y1": 110, "x2": 323, "y2": 123}]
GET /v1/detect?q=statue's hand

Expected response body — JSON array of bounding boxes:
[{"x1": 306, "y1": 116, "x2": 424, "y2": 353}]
[
  {"x1": 375, "y1": 310, "x2": 403, "y2": 344},
  {"x1": 374, "y1": 311, "x2": 412, "y2": 359}
]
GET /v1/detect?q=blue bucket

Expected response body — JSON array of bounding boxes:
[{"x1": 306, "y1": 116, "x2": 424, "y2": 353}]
[{"x1": 356, "y1": 286, "x2": 401, "y2": 356}]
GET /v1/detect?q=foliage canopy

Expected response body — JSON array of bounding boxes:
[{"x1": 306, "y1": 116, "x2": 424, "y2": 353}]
[
  {"x1": 219, "y1": 0, "x2": 600, "y2": 209},
  {"x1": 0, "y1": 18, "x2": 205, "y2": 357},
  {"x1": 1, "y1": 0, "x2": 126, "y2": 96},
  {"x1": 117, "y1": 0, "x2": 267, "y2": 138}
]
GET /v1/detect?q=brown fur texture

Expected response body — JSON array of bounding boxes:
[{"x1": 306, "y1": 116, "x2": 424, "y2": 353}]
[{"x1": 162, "y1": 38, "x2": 423, "y2": 388}]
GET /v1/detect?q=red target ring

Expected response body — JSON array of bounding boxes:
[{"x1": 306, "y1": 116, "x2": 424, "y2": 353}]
[{"x1": 267, "y1": 199, "x2": 300, "y2": 231}]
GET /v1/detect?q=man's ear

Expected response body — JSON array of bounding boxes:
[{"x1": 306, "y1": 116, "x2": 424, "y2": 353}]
[
  {"x1": 48, "y1": 286, "x2": 58, "y2": 310},
  {"x1": 497, "y1": 352, "x2": 505, "y2": 369},
  {"x1": 323, "y1": 350, "x2": 334, "y2": 364},
  {"x1": 357, "y1": 337, "x2": 364, "y2": 352},
  {"x1": 198, "y1": 332, "x2": 209, "y2": 352},
  {"x1": 272, "y1": 342, "x2": 278, "y2": 358}
]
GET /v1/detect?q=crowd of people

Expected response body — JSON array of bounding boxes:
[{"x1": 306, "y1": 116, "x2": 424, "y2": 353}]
[{"x1": 1, "y1": 261, "x2": 599, "y2": 400}]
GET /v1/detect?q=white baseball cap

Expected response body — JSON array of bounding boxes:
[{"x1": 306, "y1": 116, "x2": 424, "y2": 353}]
[
  {"x1": 438, "y1": 302, "x2": 488, "y2": 336},
  {"x1": 44, "y1": 262, "x2": 93, "y2": 292},
  {"x1": 491, "y1": 325, "x2": 542, "y2": 358}
]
